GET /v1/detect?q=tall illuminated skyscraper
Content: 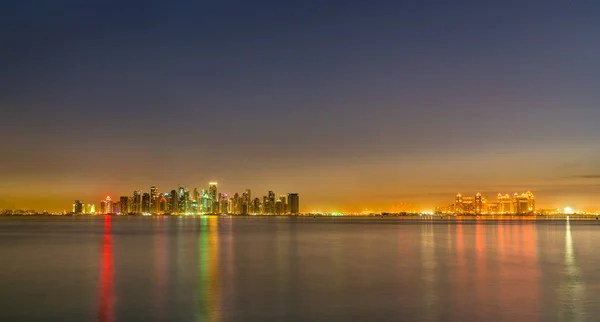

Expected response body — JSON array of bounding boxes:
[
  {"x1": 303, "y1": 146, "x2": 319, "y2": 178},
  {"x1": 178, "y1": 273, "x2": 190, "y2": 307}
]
[
  {"x1": 100, "y1": 196, "x2": 113, "y2": 214},
  {"x1": 278, "y1": 195, "x2": 287, "y2": 214},
  {"x1": 267, "y1": 191, "x2": 275, "y2": 214},
  {"x1": 287, "y1": 193, "x2": 299, "y2": 214},
  {"x1": 73, "y1": 200, "x2": 84, "y2": 214},
  {"x1": 245, "y1": 189, "x2": 251, "y2": 214},
  {"x1": 159, "y1": 194, "x2": 167, "y2": 214},
  {"x1": 119, "y1": 196, "x2": 129, "y2": 214},
  {"x1": 209, "y1": 182, "x2": 218, "y2": 213},
  {"x1": 178, "y1": 187, "x2": 187, "y2": 214},
  {"x1": 142, "y1": 193, "x2": 151, "y2": 213},
  {"x1": 150, "y1": 186, "x2": 158, "y2": 213},
  {"x1": 133, "y1": 191, "x2": 142, "y2": 213},
  {"x1": 252, "y1": 198, "x2": 261, "y2": 214},
  {"x1": 170, "y1": 190, "x2": 178, "y2": 214}
]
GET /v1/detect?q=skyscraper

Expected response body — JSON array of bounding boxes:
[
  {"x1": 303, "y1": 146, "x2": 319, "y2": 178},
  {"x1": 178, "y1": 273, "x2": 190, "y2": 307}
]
[
  {"x1": 159, "y1": 194, "x2": 167, "y2": 214},
  {"x1": 142, "y1": 193, "x2": 151, "y2": 213},
  {"x1": 209, "y1": 182, "x2": 218, "y2": 213},
  {"x1": 170, "y1": 190, "x2": 178, "y2": 214},
  {"x1": 133, "y1": 190, "x2": 142, "y2": 213},
  {"x1": 267, "y1": 191, "x2": 275, "y2": 214},
  {"x1": 252, "y1": 198, "x2": 261, "y2": 214},
  {"x1": 287, "y1": 193, "x2": 299, "y2": 214},
  {"x1": 73, "y1": 200, "x2": 84, "y2": 214},
  {"x1": 245, "y1": 189, "x2": 251, "y2": 214},
  {"x1": 178, "y1": 187, "x2": 188, "y2": 214},
  {"x1": 119, "y1": 196, "x2": 129, "y2": 214},
  {"x1": 150, "y1": 186, "x2": 158, "y2": 213},
  {"x1": 278, "y1": 195, "x2": 287, "y2": 214}
]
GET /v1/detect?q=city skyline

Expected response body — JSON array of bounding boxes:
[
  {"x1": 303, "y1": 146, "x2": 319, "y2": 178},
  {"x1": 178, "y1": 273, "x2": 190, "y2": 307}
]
[
  {"x1": 68, "y1": 182, "x2": 300, "y2": 215},
  {"x1": 1, "y1": 1, "x2": 600, "y2": 212}
]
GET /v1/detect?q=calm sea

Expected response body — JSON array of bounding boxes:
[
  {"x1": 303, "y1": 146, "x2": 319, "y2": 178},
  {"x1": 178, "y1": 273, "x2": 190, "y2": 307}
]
[{"x1": 0, "y1": 216, "x2": 598, "y2": 322}]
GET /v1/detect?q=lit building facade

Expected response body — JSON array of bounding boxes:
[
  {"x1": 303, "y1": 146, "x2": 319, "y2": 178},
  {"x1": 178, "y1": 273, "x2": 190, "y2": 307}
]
[
  {"x1": 73, "y1": 200, "x2": 84, "y2": 214},
  {"x1": 133, "y1": 191, "x2": 142, "y2": 213},
  {"x1": 287, "y1": 193, "x2": 299, "y2": 214}
]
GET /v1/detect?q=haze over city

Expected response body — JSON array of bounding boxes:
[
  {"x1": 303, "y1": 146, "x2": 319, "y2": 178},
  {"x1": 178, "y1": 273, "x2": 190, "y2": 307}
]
[{"x1": 1, "y1": 1, "x2": 600, "y2": 212}]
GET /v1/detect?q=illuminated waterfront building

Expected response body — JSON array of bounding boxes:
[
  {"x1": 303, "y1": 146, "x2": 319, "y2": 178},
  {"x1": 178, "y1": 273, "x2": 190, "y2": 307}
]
[
  {"x1": 262, "y1": 196, "x2": 269, "y2": 214},
  {"x1": 201, "y1": 190, "x2": 211, "y2": 214},
  {"x1": 252, "y1": 198, "x2": 261, "y2": 214},
  {"x1": 277, "y1": 195, "x2": 287, "y2": 214},
  {"x1": 219, "y1": 193, "x2": 229, "y2": 214},
  {"x1": 454, "y1": 194, "x2": 475, "y2": 214},
  {"x1": 87, "y1": 204, "x2": 95, "y2": 214},
  {"x1": 498, "y1": 194, "x2": 513, "y2": 214},
  {"x1": 119, "y1": 196, "x2": 129, "y2": 214},
  {"x1": 449, "y1": 191, "x2": 535, "y2": 215},
  {"x1": 178, "y1": 187, "x2": 187, "y2": 214},
  {"x1": 150, "y1": 186, "x2": 158, "y2": 213},
  {"x1": 133, "y1": 191, "x2": 142, "y2": 213},
  {"x1": 267, "y1": 191, "x2": 275, "y2": 214},
  {"x1": 142, "y1": 193, "x2": 151, "y2": 213},
  {"x1": 100, "y1": 196, "x2": 113, "y2": 214},
  {"x1": 209, "y1": 182, "x2": 218, "y2": 213},
  {"x1": 474, "y1": 192, "x2": 487, "y2": 214},
  {"x1": 244, "y1": 189, "x2": 251, "y2": 214},
  {"x1": 73, "y1": 200, "x2": 84, "y2": 214},
  {"x1": 169, "y1": 190, "x2": 178, "y2": 214},
  {"x1": 193, "y1": 188, "x2": 199, "y2": 202},
  {"x1": 158, "y1": 194, "x2": 167, "y2": 214},
  {"x1": 287, "y1": 193, "x2": 299, "y2": 214},
  {"x1": 513, "y1": 191, "x2": 535, "y2": 214}
]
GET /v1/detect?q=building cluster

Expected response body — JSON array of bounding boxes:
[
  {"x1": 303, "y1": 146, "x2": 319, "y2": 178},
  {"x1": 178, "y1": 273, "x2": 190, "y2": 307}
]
[
  {"x1": 73, "y1": 182, "x2": 300, "y2": 215},
  {"x1": 437, "y1": 191, "x2": 536, "y2": 215}
]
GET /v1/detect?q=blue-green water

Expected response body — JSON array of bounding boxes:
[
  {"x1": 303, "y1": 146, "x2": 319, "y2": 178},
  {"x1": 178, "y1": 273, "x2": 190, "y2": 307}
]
[{"x1": 0, "y1": 216, "x2": 598, "y2": 321}]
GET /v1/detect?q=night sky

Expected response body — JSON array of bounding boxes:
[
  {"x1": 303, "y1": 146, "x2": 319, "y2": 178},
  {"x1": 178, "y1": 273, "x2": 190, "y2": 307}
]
[{"x1": 1, "y1": 1, "x2": 600, "y2": 212}]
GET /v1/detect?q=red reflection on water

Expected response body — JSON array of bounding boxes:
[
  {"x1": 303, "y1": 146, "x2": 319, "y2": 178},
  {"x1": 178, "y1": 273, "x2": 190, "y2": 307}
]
[{"x1": 97, "y1": 215, "x2": 114, "y2": 322}]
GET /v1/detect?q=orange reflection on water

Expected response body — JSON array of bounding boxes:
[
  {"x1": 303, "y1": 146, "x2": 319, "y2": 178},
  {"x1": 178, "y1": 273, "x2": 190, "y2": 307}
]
[
  {"x1": 97, "y1": 215, "x2": 114, "y2": 322},
  {"x1": 197, "y1": 217, "x2": 222, "y2": 322},
  {"x1": 474, "y1": 220, "x2": 487, "y2": 302}
]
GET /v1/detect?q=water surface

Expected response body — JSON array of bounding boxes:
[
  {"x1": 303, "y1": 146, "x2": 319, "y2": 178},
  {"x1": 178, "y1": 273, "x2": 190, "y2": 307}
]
[{"x1": 0, "y1": 216, "x2": 598, "y2": 322}]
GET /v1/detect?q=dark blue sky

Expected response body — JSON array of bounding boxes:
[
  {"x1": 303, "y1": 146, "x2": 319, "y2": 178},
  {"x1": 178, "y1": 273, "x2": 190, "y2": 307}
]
[{"x1": 1, "y1": 0, "x2": 600, "y2": 211}]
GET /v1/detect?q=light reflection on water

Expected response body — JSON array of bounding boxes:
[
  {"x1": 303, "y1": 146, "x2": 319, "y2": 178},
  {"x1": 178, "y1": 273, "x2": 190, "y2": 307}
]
[{"x1": 0, "y1": 216, "x2": 599, "y2": 322}]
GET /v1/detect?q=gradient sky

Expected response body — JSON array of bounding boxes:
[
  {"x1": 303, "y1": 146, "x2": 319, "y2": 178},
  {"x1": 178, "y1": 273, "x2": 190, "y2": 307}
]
[{"x1": 1, "y1": 0, "x2": 600, "y2": 212}]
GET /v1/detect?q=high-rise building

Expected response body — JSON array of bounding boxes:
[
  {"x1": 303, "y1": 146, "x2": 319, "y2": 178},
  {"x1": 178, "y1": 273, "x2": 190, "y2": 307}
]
[
  {"x1": 252, "y1": 198, "x2": 261, "y2": 214},
  {"x1": 73, "y1": 200, "x2": 84, "y2": 214},
  {"x1": 287, "y1": 193, "x2": 299, "y2": 214},
  {"x1": 133, "y1": 191, "x2": 142, "y2": 213},
  {"x1": 142, "y1": 193, "x2": 151, "y2": 213},
  {"x1": 119, "y1": 196, "x2": 129, "y2": 214},
  {"x1": 193, "y1": 188, "x2": 199, "y2": 202},
  {"x1": 209, "y1": 182, "x2": 218, "y2": 213},
  {"x1": 278, "y1": 195, "x2": 287, "y2": 214},
  {"x1": 170, "y1": 190, "x2": 178, "y2": 214},
  {"x1": 101, "y1": 196, "x2": 113, "y2": 214},
  {"x1": 150, "y1": 186, "x2": 158, "y2": 213},
  {"x1": 275, "y1": 199, "x2": 284, "y2": 215},
  {"x1": 158, "y1": 194, "x2": 167, "y2": 214},
  {"x1": 87, "y1": 204, "x2": 96, "y2": 214},
  {"x1": 245, "y1": 189, "x2": 251, "y2": 214},
  {"x1": 267, "y1": 191, "x2": 275, "y2": 214},
  {"x1": 178, "y1": 187, "x2": 186, "y2": 214},
  {"x1": 262, "y1": 196, "x2": 269, "y2": 214}
]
